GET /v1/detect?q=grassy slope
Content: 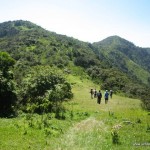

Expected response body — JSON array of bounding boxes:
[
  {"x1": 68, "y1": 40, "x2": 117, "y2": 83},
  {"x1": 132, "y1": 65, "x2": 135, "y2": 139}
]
[
  {"x1": 56, "y1": 75, "x2": 150, "y2": 150},
  {"x1": 126, "y1": 59, "x2": 150, "y2": 85},
  {"x1": 0, "y1": 75, "x2": 150, "y2": 150}
]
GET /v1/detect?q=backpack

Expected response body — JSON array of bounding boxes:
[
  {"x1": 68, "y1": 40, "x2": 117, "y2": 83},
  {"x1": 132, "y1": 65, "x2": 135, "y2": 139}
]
[{"x1": 97, "y1": 92, "x2": 101, "y2": 98}]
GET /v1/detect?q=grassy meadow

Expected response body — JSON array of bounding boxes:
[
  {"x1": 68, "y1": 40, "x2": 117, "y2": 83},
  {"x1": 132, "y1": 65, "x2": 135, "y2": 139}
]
[{"x1": 0, "y1": 75, "x2": 150, "y2": 150}]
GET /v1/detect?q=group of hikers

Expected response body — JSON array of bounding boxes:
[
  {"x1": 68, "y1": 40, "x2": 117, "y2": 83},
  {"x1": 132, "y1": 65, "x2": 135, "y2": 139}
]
[{"x1": 90, "y1": 89, "x2": 113, "y2": 104}]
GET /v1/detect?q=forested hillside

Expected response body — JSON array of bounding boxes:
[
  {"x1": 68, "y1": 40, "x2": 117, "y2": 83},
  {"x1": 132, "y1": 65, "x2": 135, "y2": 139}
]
[
  {"x1": 0, "y1": 20, "x2": 150, "y2": 116},
  {"x1": 93, "y1": 36, "x2": 150, "y2": 85}
]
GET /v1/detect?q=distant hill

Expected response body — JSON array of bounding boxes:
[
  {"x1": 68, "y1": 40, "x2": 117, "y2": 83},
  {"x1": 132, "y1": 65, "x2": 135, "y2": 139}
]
[
  {"x1": 93, "y1": 36, "x2": 150, "y2": 85},
  {"x1": 0, "y1": 20, "x2": 150, "y2": 99}
]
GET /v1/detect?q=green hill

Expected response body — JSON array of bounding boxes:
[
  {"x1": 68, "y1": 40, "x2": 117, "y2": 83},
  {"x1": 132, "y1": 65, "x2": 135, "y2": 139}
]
[
  {"x1": 93, "y1": 36, "x2": 150, "y2": 85},
  {"x1": 0, "y1": 20, "x2": 150, "y2": 105},
  {"x1": 0, "y1": 20, "x2": 150, "y2": 149}
]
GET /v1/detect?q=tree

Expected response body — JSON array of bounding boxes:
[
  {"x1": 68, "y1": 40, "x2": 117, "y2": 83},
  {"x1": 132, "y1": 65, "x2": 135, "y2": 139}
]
[
  {"x1": 0, "y1": 52, "x2": 17, "y2": 117},
  {"x1": 19, "y1": 66, "x2": 73, "y2": 114}
]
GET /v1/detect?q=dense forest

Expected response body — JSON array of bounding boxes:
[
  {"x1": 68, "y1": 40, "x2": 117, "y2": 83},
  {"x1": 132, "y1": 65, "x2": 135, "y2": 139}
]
[{"x1": 0, "y1": 20, "x2": 150, "y2": 117}]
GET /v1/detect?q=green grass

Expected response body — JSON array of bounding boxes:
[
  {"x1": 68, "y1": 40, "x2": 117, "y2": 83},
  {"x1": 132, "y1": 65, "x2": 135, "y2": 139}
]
[
  {"x1": 0, "y1": 75, "x2": 150, "y2": 150},
  {"x1": 126, "y1": 59, "x2": 150, "y2": 85}
]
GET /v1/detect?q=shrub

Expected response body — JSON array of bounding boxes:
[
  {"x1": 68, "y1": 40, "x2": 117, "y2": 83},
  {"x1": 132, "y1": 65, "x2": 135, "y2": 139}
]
[
  {"x1": 19, "y1": 66, "x2": 73, "y2": 114},
  {"x1": 111, "y1": 129, "x2": 120, "y2": 144}
]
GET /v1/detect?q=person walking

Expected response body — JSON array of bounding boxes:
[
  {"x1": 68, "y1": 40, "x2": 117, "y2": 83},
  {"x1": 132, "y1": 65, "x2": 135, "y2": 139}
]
[
  {"x1": 97, "y1": 90, "x2": 102, "y2": 104},
  {"x1": 90, "y1": 89, "x2": 94, "y2": 99},
  {"x1": 104, "y1": 90, "x2": 109, "y2": 104},
  {"x1": 110, "y1": 90, "x2": 113, "y2": 98},
  {"x1": 94, "y1": 89, "x2": 97, "y2": 98}
]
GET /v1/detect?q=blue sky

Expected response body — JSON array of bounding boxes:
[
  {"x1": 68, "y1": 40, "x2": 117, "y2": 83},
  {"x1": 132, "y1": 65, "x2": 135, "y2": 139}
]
[{"x1": 0, "y1": 0, "x2": 150, "y2": 47}]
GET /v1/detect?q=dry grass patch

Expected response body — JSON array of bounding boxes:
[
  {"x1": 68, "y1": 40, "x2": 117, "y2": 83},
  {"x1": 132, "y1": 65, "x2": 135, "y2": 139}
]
[{"x1": 74, "y1": 117, "x2": 105, "y2": 132}]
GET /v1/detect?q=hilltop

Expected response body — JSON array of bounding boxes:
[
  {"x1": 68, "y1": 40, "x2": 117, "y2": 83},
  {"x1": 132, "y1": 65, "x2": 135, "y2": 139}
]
[{"x1": 93, "y1": 35, "x2": 150, "y2": 84}]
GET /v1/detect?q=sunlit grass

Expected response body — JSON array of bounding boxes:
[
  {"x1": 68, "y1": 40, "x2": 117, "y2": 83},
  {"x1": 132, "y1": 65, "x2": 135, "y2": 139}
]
[{"x1": 0, "y1": 74, "x2": 150, "y2": 149}]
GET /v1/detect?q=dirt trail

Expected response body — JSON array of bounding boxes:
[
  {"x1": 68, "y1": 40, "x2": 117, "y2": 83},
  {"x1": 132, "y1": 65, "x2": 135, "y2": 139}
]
[
  {"x1": 73, "y1": 117, "x2": 106, "y2": 132},
  {"x1": 56, "y1": 117, "x2": 109, "y2": 150}
]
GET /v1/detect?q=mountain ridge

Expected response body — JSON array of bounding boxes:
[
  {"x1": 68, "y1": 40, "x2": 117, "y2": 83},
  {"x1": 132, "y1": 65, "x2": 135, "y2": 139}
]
[
  {"x1": 1, "y1": 20, "x2": 149, "y2": 48},
  {"x1": 93, "y1": 35, "x2": 150, "y2": 84}
]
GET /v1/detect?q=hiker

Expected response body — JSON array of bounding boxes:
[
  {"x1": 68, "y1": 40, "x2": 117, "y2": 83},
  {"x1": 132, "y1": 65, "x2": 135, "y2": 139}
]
[
  {"x1": 90, "y1": 89, "x2": 94, "y2": 99},
  {"x1": 104, "y1": 90, "x2": 109, "y2": 104},
  {"x1": 97, "y1": 90, "x2": 102, "y2": 104},
  {"x1": 94, "y1": 89, "x2": 97, "y2": 98},
  {"x1": 110, "y1": 90, "x2": 113, "y2": 98}
]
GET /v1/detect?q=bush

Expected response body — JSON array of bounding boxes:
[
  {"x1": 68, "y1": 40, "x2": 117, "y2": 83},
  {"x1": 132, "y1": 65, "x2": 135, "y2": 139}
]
[
  {"x1": 19, "y1": 66, "x2": 73, "y2": 114},
  {"x1": 111, "y1": 129, "x2": 120, "y2": 144}
]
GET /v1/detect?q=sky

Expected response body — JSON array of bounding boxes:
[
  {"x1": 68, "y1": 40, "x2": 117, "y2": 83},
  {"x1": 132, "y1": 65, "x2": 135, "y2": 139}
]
[{"x1": 0, "y1": 0, "x2": 150, "y2": 47}]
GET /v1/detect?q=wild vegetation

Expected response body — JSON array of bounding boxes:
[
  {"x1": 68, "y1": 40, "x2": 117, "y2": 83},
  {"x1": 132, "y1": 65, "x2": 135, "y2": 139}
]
[{"x1": 0, "y1": 20, "x2": 150, "y2": 149}]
